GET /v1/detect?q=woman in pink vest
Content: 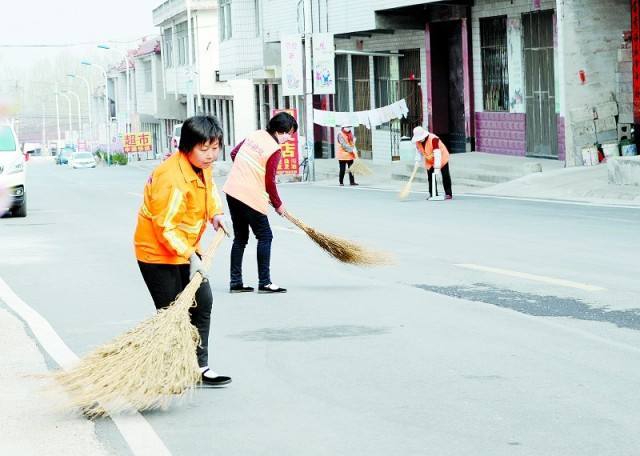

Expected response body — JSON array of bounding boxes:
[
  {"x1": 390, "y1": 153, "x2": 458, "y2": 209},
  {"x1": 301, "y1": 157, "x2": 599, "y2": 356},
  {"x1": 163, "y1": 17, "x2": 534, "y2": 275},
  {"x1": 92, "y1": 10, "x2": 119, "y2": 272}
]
[
  {"x1": 411, "y1": 126, "x2": 453, "y2": 200},
  {"x1": 223, "y1": 112, "x2": 298, "y2": 293},
  {"x1": 336, "y1": 126, "x2": 358, "y2": 186}
]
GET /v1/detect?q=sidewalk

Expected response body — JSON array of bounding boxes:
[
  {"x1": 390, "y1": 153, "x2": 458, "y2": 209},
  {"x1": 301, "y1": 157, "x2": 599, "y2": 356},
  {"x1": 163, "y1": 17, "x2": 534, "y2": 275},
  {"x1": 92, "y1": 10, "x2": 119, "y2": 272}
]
[
  {"x1": 0, "y1": 306, "x2": 108, "y2": 455},
  {"x1": 126, "y1": 152, "x2": 640, "y2": 206}
]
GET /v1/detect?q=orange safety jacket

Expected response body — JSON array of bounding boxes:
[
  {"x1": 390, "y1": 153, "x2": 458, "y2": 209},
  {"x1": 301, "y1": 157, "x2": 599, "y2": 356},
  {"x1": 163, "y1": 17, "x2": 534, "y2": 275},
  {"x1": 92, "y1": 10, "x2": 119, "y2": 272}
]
[
  {"x1": 336, "y1": 131, "x2": 356, "y2": 160},
  {"x1": 223, "y1": 130, "x2": 280, "y2": 215},
  {"x1": 417, "y1": 134, "x2": 449, "y2": 170},
  {"x1": 134, "y1": 151, "x2": 224, "y2": 264}
]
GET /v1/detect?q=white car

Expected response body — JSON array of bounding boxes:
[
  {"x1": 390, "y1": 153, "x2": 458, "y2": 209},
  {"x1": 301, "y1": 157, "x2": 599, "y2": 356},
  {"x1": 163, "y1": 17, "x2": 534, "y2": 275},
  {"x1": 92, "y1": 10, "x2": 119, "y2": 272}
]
[
  {"x1": 69, "y1": 152, "x2": 97, "y2": 169},
  {"x1": 0, "y1": 124, "x2": 27, "y2": 217}
]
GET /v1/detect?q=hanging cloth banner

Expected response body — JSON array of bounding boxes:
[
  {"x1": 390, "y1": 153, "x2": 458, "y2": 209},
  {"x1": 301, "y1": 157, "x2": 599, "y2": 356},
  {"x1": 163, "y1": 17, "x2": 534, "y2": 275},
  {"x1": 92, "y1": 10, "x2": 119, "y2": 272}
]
[{"x1": 313, "y1": 99, "x2": 408, "y2": 129}]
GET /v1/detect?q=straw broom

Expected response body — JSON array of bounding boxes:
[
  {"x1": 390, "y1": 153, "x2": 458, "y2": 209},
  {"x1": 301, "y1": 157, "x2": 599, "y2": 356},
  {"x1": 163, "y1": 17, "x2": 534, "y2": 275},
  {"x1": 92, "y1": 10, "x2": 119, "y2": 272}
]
[
  {"x1": 398, "y1": 163, "x2": 419, "y2": 200},
  {"x1": 53, "y1": 228, "x2": 227, "y2": 419},
  {"x1": 349, "y1": 157, "x2": 373, "y2": 176},
  {"x1": 283, "y1": 211, "x2": 391, "y2": 266}
]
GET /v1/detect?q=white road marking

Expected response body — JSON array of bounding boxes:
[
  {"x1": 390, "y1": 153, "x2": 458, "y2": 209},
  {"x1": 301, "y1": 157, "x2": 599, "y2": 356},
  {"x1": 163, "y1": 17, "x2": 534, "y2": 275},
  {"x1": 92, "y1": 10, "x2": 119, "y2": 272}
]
[
  {"x1": 0, "y1": 277, "x2": 171, "y2": 456},
  {"x1": 454, "y1": 263, "x2": 606, "y2": 292},
  {"x1": 285, "y1": 182, "x2": 640, "y2": 209},
  {"x1": 462, "y1": 193, "x2": 640, "y2": 210}
]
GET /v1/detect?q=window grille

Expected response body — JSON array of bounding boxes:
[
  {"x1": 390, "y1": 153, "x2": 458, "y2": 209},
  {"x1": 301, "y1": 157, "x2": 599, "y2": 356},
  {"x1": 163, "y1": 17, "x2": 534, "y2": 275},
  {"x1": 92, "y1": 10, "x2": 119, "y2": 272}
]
[{"x1": 480, "y1": 16, "x2": 509, "y2": 112}]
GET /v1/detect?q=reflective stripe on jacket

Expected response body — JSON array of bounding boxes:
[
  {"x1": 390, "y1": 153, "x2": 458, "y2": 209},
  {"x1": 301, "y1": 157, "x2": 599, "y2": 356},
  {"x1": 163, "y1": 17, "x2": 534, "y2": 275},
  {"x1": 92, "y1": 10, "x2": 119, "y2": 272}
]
[
  {"x1": 223, "y1": 130, "x2": 280, "y2": 214},
  {"x1": 336, "y1": 132, "x2": 356, "y2": 160},
  {"x1": 417, "y1": 134, "x2": 449, "y2": 170},
  {"x1": 134, "y1": 151, "x2": 224, "y2": 264}
]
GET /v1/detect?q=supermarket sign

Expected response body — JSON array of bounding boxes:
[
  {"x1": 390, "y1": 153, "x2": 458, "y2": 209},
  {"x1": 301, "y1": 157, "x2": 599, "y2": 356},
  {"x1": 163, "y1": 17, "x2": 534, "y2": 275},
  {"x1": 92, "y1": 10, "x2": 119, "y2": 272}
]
[{"x1": 123, "y1": 132, "x2": 153, "y2": 153}]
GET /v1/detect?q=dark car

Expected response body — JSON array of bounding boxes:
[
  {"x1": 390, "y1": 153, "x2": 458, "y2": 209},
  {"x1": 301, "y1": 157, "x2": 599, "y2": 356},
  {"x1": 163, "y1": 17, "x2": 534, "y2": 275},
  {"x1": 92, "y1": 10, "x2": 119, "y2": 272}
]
[{"x1": 56, "y1": 147, "x2": 74, "y2": 165}]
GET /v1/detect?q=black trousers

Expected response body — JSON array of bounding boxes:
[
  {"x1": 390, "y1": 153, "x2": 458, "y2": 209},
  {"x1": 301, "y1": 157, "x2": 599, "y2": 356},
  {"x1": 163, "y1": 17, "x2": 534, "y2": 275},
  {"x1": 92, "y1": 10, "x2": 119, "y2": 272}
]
[
  {"x1": 427, "y1": 163, "x2": 452, "y2": 197},
  {"x1": 226, "y1": 194, "x2": 273, "y2": 287},
  {"x1": 138, "y1": 261, "x2": 213, "y2": 368},
  {"x1": 338, "y1": 160, "x2": 355, "y2": 185}
]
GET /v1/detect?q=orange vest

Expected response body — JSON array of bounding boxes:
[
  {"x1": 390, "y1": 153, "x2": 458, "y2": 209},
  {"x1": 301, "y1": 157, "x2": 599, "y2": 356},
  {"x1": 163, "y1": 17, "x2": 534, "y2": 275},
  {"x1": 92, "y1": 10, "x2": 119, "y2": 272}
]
[
  {"x1": 134, "y1": 152, "x2": 224, "y2": 264},
  {"x1": 417, "y1": 134, "x2": 449, "y2": 170},
  {"x1": 336, "y1": 132, "x2": 356, "y2": 160},
  {"x1": 223, "y1": 130, "x2": 280, "y2": 214}
]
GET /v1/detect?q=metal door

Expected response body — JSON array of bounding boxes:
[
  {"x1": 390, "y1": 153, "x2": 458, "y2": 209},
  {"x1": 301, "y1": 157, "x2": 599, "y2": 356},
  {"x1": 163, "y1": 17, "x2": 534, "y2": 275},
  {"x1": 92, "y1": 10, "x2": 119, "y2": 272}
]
[
  {"x1": 352, "y1": 55, "x2": 373, "y2": 159},
  {"x1": 523, "y1": 10, "x2": 557, "y2": 158}
]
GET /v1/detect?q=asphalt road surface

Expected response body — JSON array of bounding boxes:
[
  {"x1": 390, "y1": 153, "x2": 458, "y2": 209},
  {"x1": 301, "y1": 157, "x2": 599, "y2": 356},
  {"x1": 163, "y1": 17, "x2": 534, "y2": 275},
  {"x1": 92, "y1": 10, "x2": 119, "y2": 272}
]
[{"x1": 1, "y1": 158, "x2": 639, "y2": 455}]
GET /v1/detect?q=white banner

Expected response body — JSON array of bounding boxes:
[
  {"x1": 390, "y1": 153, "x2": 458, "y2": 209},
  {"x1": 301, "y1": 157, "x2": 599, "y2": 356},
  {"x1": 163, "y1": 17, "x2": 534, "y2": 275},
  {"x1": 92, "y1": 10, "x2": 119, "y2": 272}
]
[
  {"x1": 313, "y1": 100, "x2": 409, "y2": 129},
  {"x1": 281, "y1": 35, "x2": 304, "y2": 96},
  {"x1": 312, "y1": 33, "x2": 335, "y2": 95}
]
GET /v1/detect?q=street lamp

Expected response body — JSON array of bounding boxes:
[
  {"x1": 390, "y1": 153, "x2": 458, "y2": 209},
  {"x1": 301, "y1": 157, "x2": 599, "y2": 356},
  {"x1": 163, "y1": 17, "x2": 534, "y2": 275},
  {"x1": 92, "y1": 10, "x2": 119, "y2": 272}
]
[
  {"x1": 67, "y1": 73, "x2": 92, "y2": 141},
  {"x1": 81, "y1": 60, "x2": 111, "y2": 165},
  {"x1": 62, "y1": 89, "x2": 82, "y2": 138},
  {"x1": 58, "y1": 91, "x2": 73, "y2": 141},
  {"x1": 98, "y1": 44, "x2": 131, "y2": 134}
]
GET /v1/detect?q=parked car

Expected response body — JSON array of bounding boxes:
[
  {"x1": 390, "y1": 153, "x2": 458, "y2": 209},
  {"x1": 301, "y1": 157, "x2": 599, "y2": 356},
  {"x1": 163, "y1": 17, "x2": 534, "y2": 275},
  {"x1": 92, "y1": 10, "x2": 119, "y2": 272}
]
[
  {"x1": 69, "y1": 152, "x2": 97, "y2": 169},
  {"x1": 56, "y1": 147, "x2": 74, "y2": 165},
  {"x1": 0, "y1": 124, "x2": 27, "y2": 217}
]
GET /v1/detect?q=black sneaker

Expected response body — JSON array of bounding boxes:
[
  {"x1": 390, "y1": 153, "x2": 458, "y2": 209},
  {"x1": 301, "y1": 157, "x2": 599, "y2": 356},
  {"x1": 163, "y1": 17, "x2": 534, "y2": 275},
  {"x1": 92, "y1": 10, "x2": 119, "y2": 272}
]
[
  {"x1": 258, "y1": 283, "x2": 287, "y2": 293},
  {"x1": 201, "y1": 369, "x2": 232, "y2": 387},
  {"x1": 350, "y1": 183, "x2": 359, "y2": 186},
  {"x1": 230, "y1": 284, "x2": 255, "y2": 293}
]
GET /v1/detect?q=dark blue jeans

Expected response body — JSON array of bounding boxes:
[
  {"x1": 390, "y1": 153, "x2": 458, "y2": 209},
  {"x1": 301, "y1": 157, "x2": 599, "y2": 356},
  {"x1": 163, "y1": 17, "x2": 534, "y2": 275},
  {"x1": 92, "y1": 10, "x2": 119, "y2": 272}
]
[{"x1": 226, "y1": 195, "x2": 273, "y2": 287}]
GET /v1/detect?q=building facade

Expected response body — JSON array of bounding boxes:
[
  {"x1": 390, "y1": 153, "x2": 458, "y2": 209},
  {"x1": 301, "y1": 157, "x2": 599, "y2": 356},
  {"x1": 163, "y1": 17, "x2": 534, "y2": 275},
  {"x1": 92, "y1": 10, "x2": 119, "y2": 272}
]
[{"x1": 216, "y1": 0, "x2": 636, "y2": 165}]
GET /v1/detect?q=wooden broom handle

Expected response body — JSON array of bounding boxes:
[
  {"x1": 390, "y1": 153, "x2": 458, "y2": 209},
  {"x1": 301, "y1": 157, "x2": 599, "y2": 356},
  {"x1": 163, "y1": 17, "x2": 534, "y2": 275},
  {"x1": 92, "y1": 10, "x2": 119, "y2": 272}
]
[
  {"x1": 201, "y1": 227, "x2": 228, "y2": 271},
  {"x1": 408, "y1": 162, "x2": 419, "y2": 184}
]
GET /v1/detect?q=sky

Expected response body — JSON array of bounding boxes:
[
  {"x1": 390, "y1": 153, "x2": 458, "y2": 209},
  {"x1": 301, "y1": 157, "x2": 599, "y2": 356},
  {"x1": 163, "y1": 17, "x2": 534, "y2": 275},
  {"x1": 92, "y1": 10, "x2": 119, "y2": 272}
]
[{"x1": 0, "y1": 0, "x2": 160, "y2": 71}]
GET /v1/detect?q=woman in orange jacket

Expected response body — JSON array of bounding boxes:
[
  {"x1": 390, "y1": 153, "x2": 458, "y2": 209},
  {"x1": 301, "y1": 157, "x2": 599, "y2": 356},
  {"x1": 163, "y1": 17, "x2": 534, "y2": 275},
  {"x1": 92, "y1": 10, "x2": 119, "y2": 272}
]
[
  {"x1": 411, "y1": 126, "x2": 453, "y2": 199},
  {"x1": 134, "y1": 115, "x2": 231, "y2": 387}
]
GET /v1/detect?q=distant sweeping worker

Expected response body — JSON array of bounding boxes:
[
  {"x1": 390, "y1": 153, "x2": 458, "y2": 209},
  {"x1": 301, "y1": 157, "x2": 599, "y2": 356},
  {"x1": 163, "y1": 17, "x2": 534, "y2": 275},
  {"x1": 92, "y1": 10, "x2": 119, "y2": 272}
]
[
  {"x1": 411, "y1": 126, "x2": 453, "y2": 200},
  {"x1": 134, "y1": 115, "x2": 231, "y2": 387},
  {"x1": 223, "y1": 111, "x2": 298, "y2": 294},
  {"x1": 336, "y1": 126, "x2": 359, "y2": 186}
]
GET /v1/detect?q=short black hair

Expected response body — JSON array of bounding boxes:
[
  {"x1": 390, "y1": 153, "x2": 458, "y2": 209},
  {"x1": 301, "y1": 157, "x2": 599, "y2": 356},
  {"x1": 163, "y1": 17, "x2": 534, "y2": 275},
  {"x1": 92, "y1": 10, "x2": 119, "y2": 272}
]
[
  {"x1": 179, "y1": 115, "x2": 224, "y2": 153},
  {"x1": 266, "y1": 112, "x2": 298, "y2": 135}
]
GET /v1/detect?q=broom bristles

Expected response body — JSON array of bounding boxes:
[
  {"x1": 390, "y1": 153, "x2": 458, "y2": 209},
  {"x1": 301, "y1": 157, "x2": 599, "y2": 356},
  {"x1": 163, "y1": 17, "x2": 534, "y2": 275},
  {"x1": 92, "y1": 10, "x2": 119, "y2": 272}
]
[
  {"x1": 349, "y1": 159, "x2": 373, "y2": 176},
  {"x1": 284, "y1": 212, "x2": 392, "y2": 266},
  {"x1": 53, "y1": 230, "x2": 226, "y2": 418},
  {"x1": 398, "y1": 163, "x2": 419, "y2": 200}
]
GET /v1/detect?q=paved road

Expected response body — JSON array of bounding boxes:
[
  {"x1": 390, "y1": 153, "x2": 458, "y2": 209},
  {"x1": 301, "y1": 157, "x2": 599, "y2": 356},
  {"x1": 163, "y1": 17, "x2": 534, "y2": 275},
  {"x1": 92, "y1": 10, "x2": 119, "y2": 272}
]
[{"x1": 2, "y1": 158, "x2": 639, "y2": 455}]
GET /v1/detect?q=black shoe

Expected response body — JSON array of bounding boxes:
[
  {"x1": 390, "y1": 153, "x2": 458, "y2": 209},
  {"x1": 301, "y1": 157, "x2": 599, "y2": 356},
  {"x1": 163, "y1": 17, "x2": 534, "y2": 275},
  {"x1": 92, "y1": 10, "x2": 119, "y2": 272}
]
[
  {"x1": 230, "y1": 284, "x2": 255, "y2": 293},
  {"x1": 350, "y1": 183, "x2": 359, "y2": 186},
  {"x1": 258, "y1": 283, "x2": 287, "y2": 293},
  {"x1": 339, "y1": 183, "x2": 344, "y2": 186},
  {"x1": 201, "y1": 369, "x2": 232, "y2": 387}
]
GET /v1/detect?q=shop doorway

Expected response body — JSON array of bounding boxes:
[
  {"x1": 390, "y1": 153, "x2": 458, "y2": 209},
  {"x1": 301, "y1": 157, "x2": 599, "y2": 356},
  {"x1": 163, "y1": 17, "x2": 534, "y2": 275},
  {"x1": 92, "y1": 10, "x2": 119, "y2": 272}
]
[{"x1": 429, "y1": 20, "x2": 466, "y2": 153}]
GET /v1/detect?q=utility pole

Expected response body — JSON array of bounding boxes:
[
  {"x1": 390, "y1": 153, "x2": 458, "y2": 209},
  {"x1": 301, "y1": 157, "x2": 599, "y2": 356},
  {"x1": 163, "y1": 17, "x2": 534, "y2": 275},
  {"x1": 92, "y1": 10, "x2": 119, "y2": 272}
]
[
  {"x1": 55, "y1": 83, "x2": 61, "y2": 153},
  {"x1": 41, "y1": 103, "x2": 46, "y2": 155},
  {"x1": 303, "y1": 0, "x2": 315, "y2": 181}
]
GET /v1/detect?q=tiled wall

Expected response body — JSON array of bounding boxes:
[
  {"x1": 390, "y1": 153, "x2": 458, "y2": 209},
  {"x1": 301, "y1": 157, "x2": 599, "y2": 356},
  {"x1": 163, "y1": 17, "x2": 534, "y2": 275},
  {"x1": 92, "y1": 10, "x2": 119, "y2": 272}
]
[{"x1": 475, "y1": 112, "x2": 526, "y2": 156}]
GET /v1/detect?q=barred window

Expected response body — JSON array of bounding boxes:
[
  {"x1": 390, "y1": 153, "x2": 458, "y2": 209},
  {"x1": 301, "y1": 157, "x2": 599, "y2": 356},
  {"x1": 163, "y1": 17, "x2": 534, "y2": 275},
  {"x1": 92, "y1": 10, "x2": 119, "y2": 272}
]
[
  {"x1": 143, "y1": 61, "x2": 152, "y2": 92},
  {"x1": 163, "y1": 28, "x2": 173, "y2": 68},
  {"x1": 480, "y1": 16, "x2": 509, "y2": 112},
  {"x1": 220, "y1": 0, "x2": 232, "y2": 41},
  {"x1": 374, "y1": 56, "x2": 390, "y2": 108}
]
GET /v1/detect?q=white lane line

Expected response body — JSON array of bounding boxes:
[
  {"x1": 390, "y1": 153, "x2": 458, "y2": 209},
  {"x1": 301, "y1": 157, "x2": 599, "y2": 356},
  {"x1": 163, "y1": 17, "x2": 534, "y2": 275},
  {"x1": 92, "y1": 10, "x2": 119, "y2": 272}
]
[
  {"x1": 284, "y1": 182, "x2": 640, "y2": 209},
  {"x1": 454, "y1": 263, "x2": 606, "y2": 292},
  {"x1": 462, "y1": 193, "x2": 640, "y2": 210},
  {"x1": 0, "y1": 277, "x2": 171, "y2": 456}
]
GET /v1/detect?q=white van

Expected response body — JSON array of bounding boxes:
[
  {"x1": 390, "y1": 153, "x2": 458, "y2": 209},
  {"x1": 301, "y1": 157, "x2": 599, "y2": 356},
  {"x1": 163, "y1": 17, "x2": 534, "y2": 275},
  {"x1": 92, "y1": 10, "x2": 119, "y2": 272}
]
[{"x1": 0, "y1": 124, "x2": 27, "y2": 217}]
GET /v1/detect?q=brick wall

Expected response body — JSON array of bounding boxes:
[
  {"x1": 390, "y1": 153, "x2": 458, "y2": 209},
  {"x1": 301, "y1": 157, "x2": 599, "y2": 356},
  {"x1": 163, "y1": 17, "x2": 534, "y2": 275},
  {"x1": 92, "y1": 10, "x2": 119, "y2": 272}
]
[{"x1": 559, "y1": 0, "x2": 631, "y2": 166}]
